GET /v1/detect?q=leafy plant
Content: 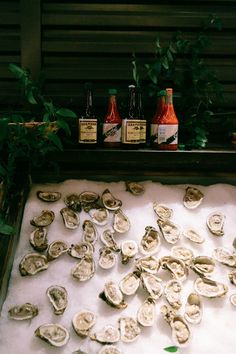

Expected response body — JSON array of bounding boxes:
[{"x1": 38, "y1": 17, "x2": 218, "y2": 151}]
[
  {"x1": 163, "y1": 346, "x2": 179, "y2": 353},
  {"x1": 133, "y1": 14, "x2": 224, "y2": 148},
  {"x1": 0, "y1": 63, "x2": 77, "y2": 235}
]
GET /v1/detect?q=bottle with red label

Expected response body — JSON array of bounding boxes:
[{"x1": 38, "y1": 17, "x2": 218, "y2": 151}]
[
  {"x1": 155, "y1": 88, "x2": 179, "y2": 150},
  {"x1": 78, "y1": 83, "x2": 98, "y2": 147},
  {"x1": 150, "y1": 89, "x2": 166, "y2": 148},
  {"x1": 103, "y1": 88, "x2": 122, "y2": 148}
]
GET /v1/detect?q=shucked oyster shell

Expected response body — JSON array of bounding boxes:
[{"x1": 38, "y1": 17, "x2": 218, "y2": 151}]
[
  {"x1": 72, "y1": 310, "x2": 96, "y2": 337},
  {"x1": 19, "y1": 253, "x2": 48, "y2": 276},
  {"x1": 101, "y1": 228, "x2": 120, "y2": 252},
  {"x1": 206, "y1": 211, "x2": 225, "y2": 236},
  {"x1": 68, "y1": 242, "x2": 94, "y2": 259},
  {"x1": 161, "y1": 256, "x2": 188, "y2": 281},
  {"x1": 164, "y1": 279, "x2": 183, "y2": 310},
  {"x1": 228, "y1": 270, "x2": 236, "y2": 285},
  {"x1": 35, "y1": 323, "x2": 69, "y2": 347},
  {"x1": 137, "y1": 297, "x2": 156, "y2": 327},
  {"x1": 157, "y1": 219, "x2": 181, "y2": 244},
  {"x1": 125, "y1": 181, "x2": 145, "y2": 195},
  {"x1": 230, "y1": 294, "x2": 236, "y2": 307},
  {"x1": 113, "y1": 209, "x2": 130, "y2": 233},
  {"x1": 153, "y1": 202, "x2": 173, "y2": 220},
  {"x1": 102, "y1": 189, "x2": 122, "y2": 211},
  {"x1": 82, "y1": 220, "x2": 98, "y2": 244},
  {"x1": 171, "y1": 245, "x2": 194, "y2": 266},
  {"x1": 119, "y1": 271, "x2": 140, "y2": 296},
  {"x1": 98, "y1": 346, "x2": 123, "y2": 354},
  {"x1": 99, "y1": 247, "x2": 117, "y2": 270},
  {"x1": 212, "y1": 247, "x2": 236, "y2": 267},
  {"x1": 8, "y1": 303, "x2": 38, "y2": 320},
  {"x1": 90, "y1": 324, "x2": 120, "y2": 344},
  {"x1": 194, "y1": 277, "x2": 228, "y2": 298},
  {"x1": 99, "y1": 280, "x2": 128, "y2": 309},
  {"x1": 135, "y1": 255, "x2": 160, "y2": 274},
  {"x1": 120, "y1": 240, "x2": 138, "y2": 264},
  {"x1": 140, "y1": 272, "x2": 163, "y2": 300},
  {"x1": 47, "y1": 240, "x2": 69, "y2": 261},
  {"x1": 37, "y1": 191, "x2": 61, "y2": 202},
  {"x1": 89, "y1": 207, "x2": 110, "y2": 226},
  {"x1": 60, "y1": 207, "x2": 80, "y2": 229},
  {"x1": 30, "y1": 227, "x2": 48, "y2": 251},
  {"x1": 190, "y1": 256, "x2": 215, "y2": 277},
  {"x1": 64, "y1": 193, "x2": 81, "y2": 212},
  {"x1": 119, "y1": 317, "x2": 141, "y2": 342},
  {"x1": 30, "y1": 210, "x2": 55, "y2": 227},
  {"x1": 184, "y1": 292, "x2": 203, "y2": 324},
  {"x1": 183, "y1": 228, "x2": 205, "y2": 244},
  {"x1": 71, "y1": 255, "x2": 95, "y2": 281},
  {"x1": 183, "y1": 186, "x2": 204, "y2": 209},
  {"x1": 139, "y1": 226, "x2": 161, "y2": 255},
  {"x1": 46, "y1": 285, "x2": 68, "y2": 315},
  {"x1": 79, "y1": 191, "x2": 100, "y2": 205}
]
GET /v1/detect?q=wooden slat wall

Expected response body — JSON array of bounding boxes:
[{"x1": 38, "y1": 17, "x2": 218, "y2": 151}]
[{"x1": 0, "y1": 0, "x2": 236, "y2": 121}]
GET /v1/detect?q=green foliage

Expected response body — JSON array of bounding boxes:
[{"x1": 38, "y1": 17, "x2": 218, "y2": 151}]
[
  {"x1": 133, "y1": 14, "x2": 224, "y2": 148},
  {"x1": 163, "y1": 346, "x2": 179, "y2": 353}
]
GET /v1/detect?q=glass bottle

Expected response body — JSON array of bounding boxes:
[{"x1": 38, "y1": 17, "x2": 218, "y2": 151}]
[
  {"x1": 78, "y1": 83, "x2": 97, "y2": 146},
  {"x1": 150, "y1": 90, "x2": 166, "y2": 148},
  {"x1": 136, "y1": 87, "x2": 146, "y2": 148},
  {"x1": 103, "y1": 88, "x2": 122, "y2": 148},
  {"x1": 156, "y1": 88, "x2": 179, "y2": 150},
  {"x1": 122, "y1": 85, "x2": 140, "y2": 148}
]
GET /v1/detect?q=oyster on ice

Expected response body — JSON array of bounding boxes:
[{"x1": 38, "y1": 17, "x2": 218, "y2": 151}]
[
  {"x1": 98, "y1": 346, "x2": 123, "y2": 354},
  {"x1": 171, "y1": 245, "x2": 194, "y2": 266},
  {"x1": 99, "y1": 280, "x2": 128, "y2": 309},
  {"x1": 183, "y1": 228, "x2": 205, "y2": 244},
  {"x1": 212, "y1": 247, "x2": 236, "y2": 267},
  {"x1": 64, "y1": 193, "x2": 81, "y2": 212},
  {"x1": 72, "y1": 255, "x2": 95, "y2": 281},
  {"x1": 101, "y1": 228, "x2": 120, "y2": 252},
  {"x1": 140, "y1": 272, "x2": 163, "y2": 300},
  {"x1": 79, "y1": 191, "x2": 100, "y2": 205},
  {"x1": 230, "y1": 294, "x2": 236, "y2": 306},
  {"x1": 228, "y1": 270, "x2": 236, "y2": 285},
  {"x1": 8, "y1": 303, "x2": 38, "y2": 320},
  {"x1": 119, "y1": 317, "x2": 141, "y2": 342},
  {"x1": 99, "y1": 247, "x2": 117, "y2": 269},
  {"x1": 37, "y1": 191, "x2": 61, "y2": 202},
  {"x1": 72, "y1": 310, "x2": 96, "y2": 337},
  {"x1": 35, "y1": 323, "x2": 69, "y2": 347},
  {"x1": 46, "y1": 285, "x2": 68, "y2": 315},
  {"x1": 184, "y1": 292, "x2": 203, "y2": 324},
  {"x1": 183, "y1": 186, "x2": 204, "y2": 209},
  {"x1": 82, "y1": 219, "x2": 98, "y2": 244},
  {"x1": 135, "y1": 255, "x2": 160, "y2": 274},
  {"x1": 60, "y1": 207, "x2": 80, "y2": 229},
  {"x1": 139, "y1": 226, "x2": 161, "y2": 255},
  {"x1": 30, "y1": 210, "x2": 55, "y2": 227},
  {"x1": 190, "y1": 256, "x2": 215, "y2": 277},
  {"x1": 153, "y1": 202, "x2": 173, "y2": 220},
  {"x1": 162, "y1": 256, "x2": 188, "y2": 281},
  {"x1": 194, "y1": 277, "x2": 228, "y2": 298},
  {"x1": 137, "y1": 297, "x2": 156, "y2": 327},
  {"x1": 47, "y1": 240, "x2": 69, "y2": 261},
  {"x1": 89, "y1": 207, "x2": 110, "y2": 226},
  {"x1": 113, "y1": 208, "x2": 130, "y2": 233},
  {"x1": 119, "y1": 271, "x2": 140, "y2": 296},
  {"x1": 157, "y1": 218, "x2": 181, "y2": 244},
  {"x1": 68, "y1": 242, "x2": 94, "y2": 259},
  {"x1": 90, "y1": 324, "x2": 120, "y2": 344},
  {"x1": 206, "y1": 211, "x2": 225, "y2": 236},
  {"x1": 125, "y1": 181, "x2": 145, "y2": 195},
  {"x1": 19, "y1": 253, "x2": 48, "y2": 276},
  {"x1": 164, "y1": 279, "x2": 183, "y2": 310},
  {"x1": 102, "y1": 189, "x2": 122, "y2": 211},
  {"x1": 120, "y1": 239, "x2": 138, "y2": 264},
  {"x1": 29, "y1": 227, "x2": 48, "y2": 251}
]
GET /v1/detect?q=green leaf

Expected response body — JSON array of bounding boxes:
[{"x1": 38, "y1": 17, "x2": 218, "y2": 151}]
[
  {"x1": 47, "y1": 133, "x2": 63, "y2": 151},
  {"x1": 0, "y1": 223, "x2": 15, "y2": 235},
  {"x1": 56, "y1": 119, "x2": 71, "y2": 136},
  {"x1": 56, "y1": 108, "x2": 77, "y2": 118},
  {"x1": 25, "y1": 88, "x2": 38, "y2": 105},
  {"x1": 161, "y1": 56, "x2": 169, "y2": 70},
  {"x1": 8, "y1": 63, "x2": 25, "y2": 79},
  {"x1": 164, "y1": 346, "x2": 179, "y2": 352}
]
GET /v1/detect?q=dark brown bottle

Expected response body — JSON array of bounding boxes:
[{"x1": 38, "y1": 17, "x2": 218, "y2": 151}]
[
  {"x1": 78, "y1": 83, "x2": 98, "y2": 147},
  {"x1": 136, "y1": 87, "x2": 146, "y2": 148},
  {"x1": 103, "y1": 88, "x2": 122, "y2": 148}
]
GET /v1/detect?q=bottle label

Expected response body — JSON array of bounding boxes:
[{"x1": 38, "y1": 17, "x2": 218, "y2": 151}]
[
  {"x1": 150, "y1": 123, "x2": 158, "y2": 143},
  {"x1": 158, "y1": 124, "x2": 178, "y2": 145},
  {"x1": 79, "y1": 118, "x2": 97, "y2": 143},
  {"x1": 139, "y1": 120, "x2": 147, "y2": 144},
  {"x1": 122, "y1": 119, "x2": 143, "y2": 144},
  {"x1": 103, "y1": 123, "x2": 121, "y2": 143}
]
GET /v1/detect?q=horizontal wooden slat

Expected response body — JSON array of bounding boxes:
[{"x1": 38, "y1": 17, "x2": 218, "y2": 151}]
[
  {"x1": 0, "y1": 28, "x2": 20, "y2": 52},
  {"x1": 0, "y1": 1, "x2": 19, "y2": 25}
]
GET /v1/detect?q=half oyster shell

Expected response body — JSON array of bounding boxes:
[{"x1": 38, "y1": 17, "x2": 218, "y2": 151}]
[
  {"x1": 90, "y1": 324, "x2": 120, "y2": 344},
  {"x1": 161, "y1": 256, "x2": 188, "y2": 281},
  {"x1": 72, "y1": 310, "x2": 96, "y2": 337},
  {"x1": 99, "y1": 247, "x2": 117, "y2": 269},
  {"x1": 194, "y1": 277, "x2": 228, "y2": 298},
  {"x1": 82, "y1": 220, "x2": 98, "y2": 244},
  {"x1": 212, "y1": 247, "x2": 236, "y2": 267},
  {"x1": 8, "y1": 303, "x2": 38, "y2": 320},
  {"x1": 183, "y1": 228, "x2": 205, "y2": 244},
  {"x1": 228, "y1": 270, "x2": 236, "y2": 285},
  {"x1": 137, "y1": 297, "x2": 156, "y2": 327},
  {"x1": 230, "y1": 294, "x2": 236, "y2": 306},
  {"x1": 98, "y1": 346, "x2": 123, "y2": 354},
  {"x1": 183, "y1": 186, "x2": 204, "y2": 209},
  {"x1": 190, "y1": 256, "x2": 215, "y2": 277},
  {"x1": 29, "y1": 227, "x2": 48, "y2": 251},
  {"x1": 157, "y1": 219, "x2": 181, "y2": 244},
  {"x1": 99, "y1": 280, "x2": 128, "y2": 309},
  {"x1": 206, "y1": 211, "x2": 225, "y2": 236},
  {"x1": 101, "y1": 228, "x2": 120, "y2": 252},
  {"x1": 153, "y1": 202, "x2": 173, "y2": 220},
  {"x1": 119, "y1": 317, "x2": 141, "y2": 342},
  {"x1": 30, "y1": 210, "x2": 55, "y2": 227},
  {"x1": 19, "y1": 253, "x2": 48, "y2": 276},
  {"x1": 102, "y1": 189, "x2": 122, "y2": 211},
  {"x1": 46, "y1": 285, "x2": 68, "y2": 315},
  {"x1": 119, "y1": 271, "x2": 140, "y2": 296},
  {"x1": 64, "y1": 193, "x2": 81, "y2": 212},
  {"x1": 60, "y1": 207, "x2": 80, "y2": 229},
  {"x1": 184, "y1": 292, "x2": 203, "y2": 324},
  {"x1": 120, "y1": 239, "x2": 138, "y2": 264},
  {"x1": 47, "y1": 240, "x2": 69, "y2": 261},
  {"x1": 113, "y1": 209, "x2": 130, "y2": 233},
  {"x1": 37, "y1": 191, "x2": 61, "y2": 202},
  {"x1": 140, "y1": 272, "x2": 163, "y2": 300},
  {"x1": 139, "y1": 226, "x2": 161, "y2": 255},
  {"x1": 71, "y1": 255, "x2": 95, "y2": 281},
  {"x1": 171, "y1": 245, "x2": 194, "y2": 266},
  {"x1": 89, "y1": 207, "x2": 110, "y2": 226},
  {"x1": 35, "y1": 323, "x2": 69, "y2": 347},
  {"x1": 135, "y1": 255, "x2": 160, "y2": 274},
  {"x1": 68, "y1": 242, "x2": 94, "y2": 259},
  {"x1": 79, "y1": 191, "x2": 100, "y2": 206},
  {"x1": 164, "y1": 279, "x2": 183, "y2": 310},
  {"x1": 125, "y1": 181, "x2": 145, "y2": 195}
]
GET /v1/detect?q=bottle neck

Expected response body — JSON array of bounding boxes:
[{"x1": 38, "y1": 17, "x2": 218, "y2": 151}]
[
  {"x1": 85, "y1": 89, "x2": 95, "y2": 118},
  {"x1": 105, "y1": 95, "x2": 121, "y2": 122},
  {"x1": 127, "y1": 85, "x2": 136, "y2": 119}
]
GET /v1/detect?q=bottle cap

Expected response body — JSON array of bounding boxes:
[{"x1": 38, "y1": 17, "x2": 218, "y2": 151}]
[
  {"x1": 108, "y1": 89, "x2": 117, "y2": 95},
  {"x1": 157, "y1": 90, "x2": 166, "y2": 97}
]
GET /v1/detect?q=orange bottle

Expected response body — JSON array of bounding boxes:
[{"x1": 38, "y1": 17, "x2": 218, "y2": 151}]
[
  {"x1": 103, "y1": 89, "x2": 122, "y2": 148},
  {"x1": 156, "y1": 88, "x2": 179, "y2": 150},
  {"x1": 150, "y1": 90, "x2": 166, "y2": 148}
]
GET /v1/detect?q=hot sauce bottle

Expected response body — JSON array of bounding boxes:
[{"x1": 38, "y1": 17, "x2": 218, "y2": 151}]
[
  {"x1": 103, "y1": 88, "x2": 122, "y2": 148},
  {"x1": 156, "y1": 88, "x2": 179, "y2": 150},
  {"x1": 78, "y1": 83, "x2": 98, "y2": 147},
  {"x1": 150, "y1": 90, "x2": 166, "y2": 148},
  {"x1": 122, "y1": 85, "x2": 140, "y2": 148}
]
